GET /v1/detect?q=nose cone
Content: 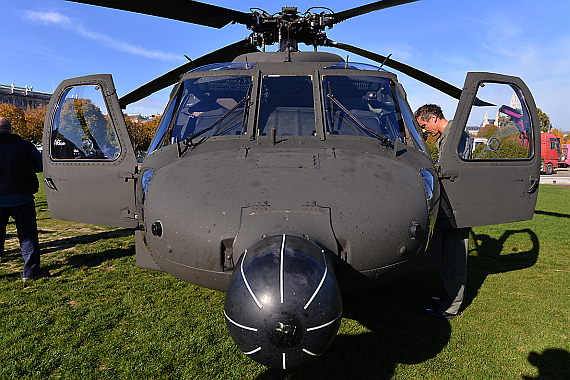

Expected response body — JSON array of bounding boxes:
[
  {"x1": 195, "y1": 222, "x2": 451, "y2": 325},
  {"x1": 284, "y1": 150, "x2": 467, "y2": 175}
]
[{"x1": 224, "y1": 234, "x2": 342, "y2": 369}]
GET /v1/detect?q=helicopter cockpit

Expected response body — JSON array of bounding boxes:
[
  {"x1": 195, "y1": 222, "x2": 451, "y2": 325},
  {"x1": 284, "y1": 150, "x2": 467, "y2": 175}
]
[{"x1": 147, "y1": 60, "x2": 426, "y2": 155}]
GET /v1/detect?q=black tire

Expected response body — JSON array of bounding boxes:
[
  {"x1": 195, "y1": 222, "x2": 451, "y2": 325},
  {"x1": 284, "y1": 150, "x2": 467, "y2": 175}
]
[{"x1": 546, "y1": 162, "x2": 553, "y2": 175}]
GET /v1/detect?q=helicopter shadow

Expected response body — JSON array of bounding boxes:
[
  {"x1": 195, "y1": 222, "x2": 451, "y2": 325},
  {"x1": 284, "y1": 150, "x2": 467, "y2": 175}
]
[
  {"x1": 255, "y1": 270, "x2": 450, "y2": 380},
  {"x1": 256, "y1": 227, "x2": 540, "y2": 379}
]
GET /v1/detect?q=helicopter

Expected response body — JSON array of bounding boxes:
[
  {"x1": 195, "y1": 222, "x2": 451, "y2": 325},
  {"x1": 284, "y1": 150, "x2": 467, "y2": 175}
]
[{"x1": 42, "y1": 0, "x2": 541, "y2": 369}]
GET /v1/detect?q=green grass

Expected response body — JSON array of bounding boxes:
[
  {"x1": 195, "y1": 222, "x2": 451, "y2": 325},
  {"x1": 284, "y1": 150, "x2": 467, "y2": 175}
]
[{"x1": 1, "y1": 176, "x2": 569, "y2": 379}]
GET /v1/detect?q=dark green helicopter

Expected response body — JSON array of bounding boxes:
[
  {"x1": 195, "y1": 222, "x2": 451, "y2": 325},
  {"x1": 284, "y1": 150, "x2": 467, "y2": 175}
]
[{"x1": 42, "y1": 0, "x2": 541, "y2": 369}]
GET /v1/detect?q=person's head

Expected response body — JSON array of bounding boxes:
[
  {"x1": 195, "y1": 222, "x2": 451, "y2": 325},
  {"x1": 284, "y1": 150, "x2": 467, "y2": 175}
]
[
  {"x1": 414, "y1": 104, "x2": 447, "y2": 137},
  {"x1": 0, "y1": 117, "x2": 12, "y2": 134}
]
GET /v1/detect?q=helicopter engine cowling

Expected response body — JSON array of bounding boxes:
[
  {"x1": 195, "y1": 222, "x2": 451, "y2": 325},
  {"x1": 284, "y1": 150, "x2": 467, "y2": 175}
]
[{"x1": 224, "y1": 234, "x2": 342, "y2": 369}]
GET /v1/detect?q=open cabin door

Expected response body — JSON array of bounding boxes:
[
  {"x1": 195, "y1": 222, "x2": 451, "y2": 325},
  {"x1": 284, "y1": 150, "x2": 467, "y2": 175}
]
[
  {"x1": 42, "y1": 75, "x2": 138, "y2": 228},
  {"x1": 438, "y1": 72, "x2": 540, "y2": 228}
]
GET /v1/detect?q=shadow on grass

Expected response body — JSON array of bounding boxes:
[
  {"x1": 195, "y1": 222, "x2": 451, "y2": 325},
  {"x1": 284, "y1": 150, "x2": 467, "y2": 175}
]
[
  {"x1": 465, "y1": 228, "x2": 539, "y2": 310},
  {"x1": 256, "y1": 271, "x2": 450, "y2": 380},
  {"x1": 53, "y1": 244, "x2": 135, "y2": 274},
  {"x1": 522, "y1": 348, "x2": 570, "y2": 379},
  {"x1": 256, "y1": 228, "x2": 541, "y2": 379},
  {"x1": 1, "y1": 229, "x2": 134, "y2": 279},
  {"x1": 2, "y1": 229, "x2": 133, "y2": 257},
  {"x1": 534, "y1": 209, "x2": 570, "y2": 219}
]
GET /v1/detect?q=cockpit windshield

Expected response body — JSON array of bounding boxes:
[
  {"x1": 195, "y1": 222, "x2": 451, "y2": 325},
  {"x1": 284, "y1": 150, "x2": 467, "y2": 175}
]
[
  {"x1": 257, "y1": 75, "x2": 316, "y2": 137},
  {"x1": 322, "y1": 75, "x2": 403, "y2": 143},
  {"x1": 147, "y1": 64, "x2": 426, "y2": 156},
  {"x1": 150, "y1": 75, "x2": 253, "y2": 150}
]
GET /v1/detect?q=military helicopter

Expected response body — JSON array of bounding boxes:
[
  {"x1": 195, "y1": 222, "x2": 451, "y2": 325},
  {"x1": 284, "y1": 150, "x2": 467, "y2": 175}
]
[{"x1": 42, "y1": 0, "x2": 541, "y2": 369}]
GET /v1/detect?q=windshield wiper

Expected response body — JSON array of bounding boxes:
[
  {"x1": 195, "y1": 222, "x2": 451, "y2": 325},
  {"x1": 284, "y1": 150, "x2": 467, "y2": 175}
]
[
  {"x1": 326, "y1": 93, "x2": 390, "y2": 145},
  {"x1": 185, "y1": 94, "x2": 250, "y2": 146}
]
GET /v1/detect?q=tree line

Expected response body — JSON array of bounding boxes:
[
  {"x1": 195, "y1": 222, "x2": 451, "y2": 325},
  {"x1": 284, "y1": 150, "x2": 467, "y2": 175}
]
[{"x1": 0, "y1": 103, "x2": 160, "y2": 152}]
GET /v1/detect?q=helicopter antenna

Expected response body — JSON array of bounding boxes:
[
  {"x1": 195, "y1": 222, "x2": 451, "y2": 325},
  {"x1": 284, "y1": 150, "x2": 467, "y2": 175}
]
[
  {"x1": 380, "y1": 53, "x2": 392, "y2": 68},
  {"x1": 184, "y1": 55, "x2": 196, "y2": 69}
]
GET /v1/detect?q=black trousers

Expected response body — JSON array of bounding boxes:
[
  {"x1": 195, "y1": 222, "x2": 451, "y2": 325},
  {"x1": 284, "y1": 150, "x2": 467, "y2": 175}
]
[{"x1": 0, "y1": 200, "x2": 41, "y2": 278}]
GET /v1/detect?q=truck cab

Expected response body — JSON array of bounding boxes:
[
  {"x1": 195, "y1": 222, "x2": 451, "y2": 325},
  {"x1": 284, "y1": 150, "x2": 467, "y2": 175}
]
[{"x1": 541, "y1": 132, "x2": 562, "y2": 175}]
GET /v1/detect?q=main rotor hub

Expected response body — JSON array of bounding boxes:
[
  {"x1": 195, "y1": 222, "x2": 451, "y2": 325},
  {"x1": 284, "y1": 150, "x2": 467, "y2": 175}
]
[{"x1": 248, "y1": 7, "x2": 334, "y2": 50}]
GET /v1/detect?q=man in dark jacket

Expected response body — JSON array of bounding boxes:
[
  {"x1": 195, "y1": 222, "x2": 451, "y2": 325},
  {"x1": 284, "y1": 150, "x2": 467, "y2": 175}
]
[{"x1": 0, "y1": 117, "x2": 50, "y2": 281}]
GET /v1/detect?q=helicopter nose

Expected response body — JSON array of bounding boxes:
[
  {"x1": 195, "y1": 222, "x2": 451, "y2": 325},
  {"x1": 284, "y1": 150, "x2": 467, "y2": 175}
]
[{"x1": 224, "y1": 234, "x2": 342, "y2": 369}]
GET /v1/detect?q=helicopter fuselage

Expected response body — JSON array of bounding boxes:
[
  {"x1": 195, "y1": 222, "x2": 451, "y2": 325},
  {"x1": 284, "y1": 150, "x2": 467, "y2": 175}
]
[{"x1": 136, "y1": 52, "x2": 437, "y2": 292}]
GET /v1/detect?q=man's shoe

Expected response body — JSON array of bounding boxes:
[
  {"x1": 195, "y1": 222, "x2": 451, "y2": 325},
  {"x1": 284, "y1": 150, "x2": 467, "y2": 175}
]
[
  {"x1": 22, "y1": 270, "x2": 51, "y2": 282},
  {"x1": 426, "y1": 308, "x2": 457, "y2": 320}
]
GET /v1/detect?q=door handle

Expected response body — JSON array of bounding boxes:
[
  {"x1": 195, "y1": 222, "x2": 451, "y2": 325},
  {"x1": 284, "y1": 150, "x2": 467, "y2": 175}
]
[
  {"x1": 44, "y1": 177, "x2": 58, "y2": 191},
  {"x1": 527, "y1": 176, "x2": 539, "y2": 194}
]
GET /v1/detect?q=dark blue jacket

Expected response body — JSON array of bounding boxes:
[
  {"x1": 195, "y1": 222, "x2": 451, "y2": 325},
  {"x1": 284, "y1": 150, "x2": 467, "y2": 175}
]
[{"x1": 0, "y1": 133, "x2": 42, "y2": 199}]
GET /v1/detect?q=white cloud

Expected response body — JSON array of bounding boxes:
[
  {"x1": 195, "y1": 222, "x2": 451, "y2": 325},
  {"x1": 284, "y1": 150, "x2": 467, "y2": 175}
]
[
  {"x1": 24, "y1": 10, "x2": 70, "y2": 25},
  {"x1": 23, "y1": 10, "x2": 181, "y2": 62}
]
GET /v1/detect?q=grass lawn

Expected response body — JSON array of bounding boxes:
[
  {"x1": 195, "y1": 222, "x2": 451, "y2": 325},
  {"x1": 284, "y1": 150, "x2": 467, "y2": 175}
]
[{"x1": 1, "y1": 175, "x2": 569, "y2": 379}]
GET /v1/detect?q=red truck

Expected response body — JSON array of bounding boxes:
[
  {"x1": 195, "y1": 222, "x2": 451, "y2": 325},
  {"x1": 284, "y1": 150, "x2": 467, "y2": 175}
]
[{"x1": 541, "y1": 132, "x2": 563, "y2": 174}]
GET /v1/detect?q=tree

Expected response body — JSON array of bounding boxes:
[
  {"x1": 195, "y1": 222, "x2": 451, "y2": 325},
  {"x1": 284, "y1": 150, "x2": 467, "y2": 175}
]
[
  {"x1": 472, "y1": 135, "x2": 528, "y2": 159},
  {"x1": 141, "y1": 117, "x2": 160, "y2": 151},
  {"x1": 550, "y1": 128, "x2": 564, "y2": 139},
  {"x1": 477, "y1": 124, "x2": 497, "y2": 139},
  {"x1": 0, "y1": 104, "x2": 26, "y2": 137},
  {"x1": 24, "y1": 106, "x2": 47, "y2": 144},
  {"x1": 424, "y1": 133, "x2": 439, "y2": 164},
  {"x1": 538, "y1": 108, "x2": 551, "y2": 132},
  {"x1": 124, "y1": 115, "x2": 161, "y2": 152}
]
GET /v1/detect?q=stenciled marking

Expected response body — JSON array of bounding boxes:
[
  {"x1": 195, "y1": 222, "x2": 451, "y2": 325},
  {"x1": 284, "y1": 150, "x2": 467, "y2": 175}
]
[
  {"x1": 243, "y1": 347, "x2": 262, "y2": 355},
  {"x1": 306, "y1": 310, "x2": 343, "y2": 332},
  {"x1": 304, "y1": 250, "x2": 327, "y2": 310},
  {"x1": 241, "y1": 249, "x2": 262, "y2": 309},
  {"x1": 282, "y1": 352, "x2": 286, "y2": 370},
  {"x1": 302, "y1": 348, "x2": 321, "y2": 356},
  {"x1": 224, "y1": 310, "x2": 258, "y2": 332},
  {"x1": 280, "y1": 234, "x2": 285, "y2": 304}
]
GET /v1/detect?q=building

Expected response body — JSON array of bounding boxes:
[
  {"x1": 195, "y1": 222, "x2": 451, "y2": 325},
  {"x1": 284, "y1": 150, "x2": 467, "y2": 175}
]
[
  {"x1": 0, "y1": 83, "x2": 52, "y2": 110},
  {"x1": 127, "y1": 113, "x2": 160, "y2": 123},
  {"x1": 466, "y1": 125, "x2": 482, "y2": 136}
]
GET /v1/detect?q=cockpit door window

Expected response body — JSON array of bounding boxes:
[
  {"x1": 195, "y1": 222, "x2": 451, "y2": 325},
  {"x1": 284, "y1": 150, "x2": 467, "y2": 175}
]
[
  {"x1": 465, "y1": 83, "x2": 533, "y2": 160},
  {"x1": 51, "y1": 84, "x2": 120, "y2": 160}
]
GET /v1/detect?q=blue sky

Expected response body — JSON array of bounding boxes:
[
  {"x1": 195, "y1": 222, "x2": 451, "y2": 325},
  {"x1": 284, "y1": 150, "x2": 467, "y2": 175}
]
[{"x1": 2, "y1": 0, "x2": 569, "y2": 131}]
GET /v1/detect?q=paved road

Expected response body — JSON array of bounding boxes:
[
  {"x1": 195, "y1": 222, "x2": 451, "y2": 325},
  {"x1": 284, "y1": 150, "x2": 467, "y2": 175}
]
[{"x1": 540, "y1": 167, "x2": 570, "y2": 185}]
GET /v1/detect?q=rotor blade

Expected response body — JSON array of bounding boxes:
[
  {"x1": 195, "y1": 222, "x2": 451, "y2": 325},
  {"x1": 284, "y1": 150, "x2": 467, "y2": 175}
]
[
  {"x1": 66, "y1": 0, "x2": 254, "y2": 28},
  {"x1": 332, "y1": 0, "x2": 419, "y2": 24},
  {"x1": 329, "y1": 41, "x2": 493, "y2": 106},
  {"x1": 119, "y1": 39, "x2": 258, "y2": 108}
]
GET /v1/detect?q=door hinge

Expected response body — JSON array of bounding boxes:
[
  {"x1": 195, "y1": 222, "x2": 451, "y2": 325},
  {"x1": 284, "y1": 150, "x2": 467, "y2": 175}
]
[
  {"x1": 121, "y1": 208, "x2": 136, "y2": 220},
  {"x1": 439, "y1": 171, "x2": 458, "y2": 182},
  {"x1": 119, "y1": 171, "x2": 139, "y2": 182}
]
